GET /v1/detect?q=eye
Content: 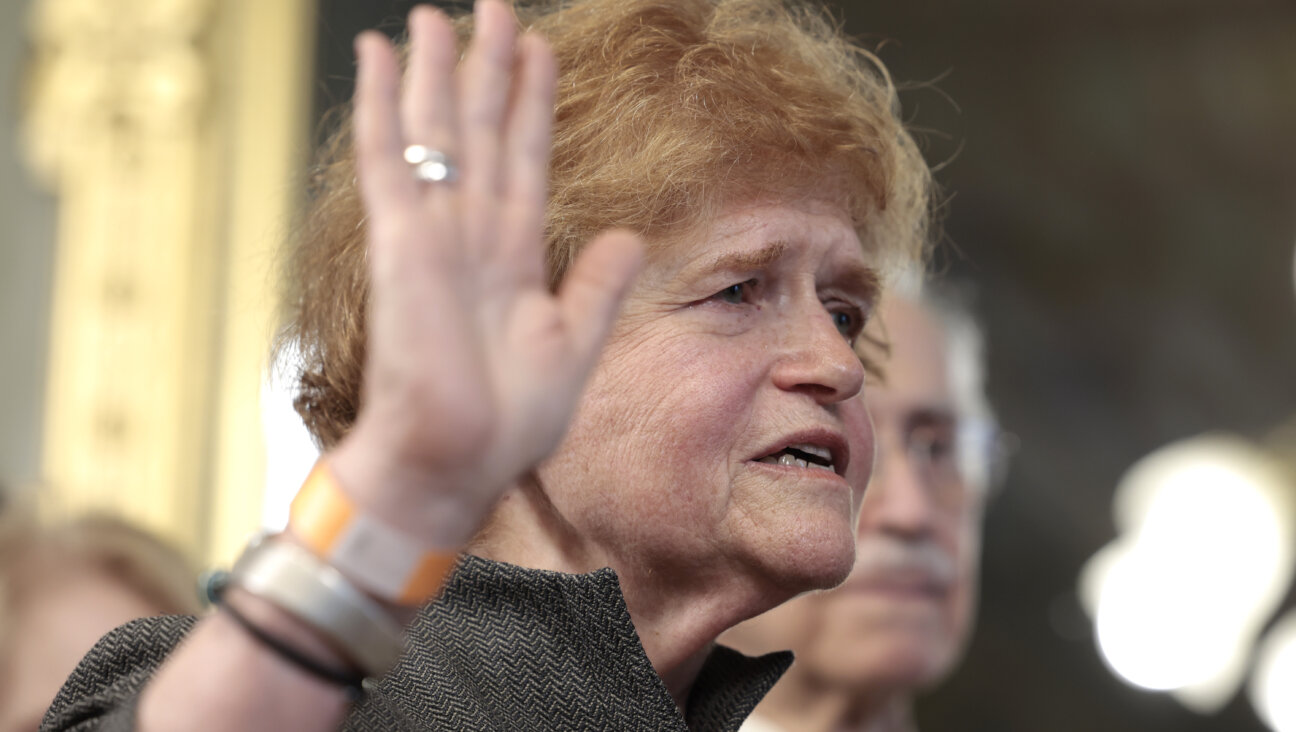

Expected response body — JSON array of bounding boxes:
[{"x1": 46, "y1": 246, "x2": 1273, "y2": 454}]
[
  {"x1": 907, "y1": 424, "x2": 957, "y2": 467},
  {"x1": 712, "y1": 280, "x2": 755, "y2": 305},
  {"x1": 828, "y1": 305, "x2": 866, "y2": 342}
]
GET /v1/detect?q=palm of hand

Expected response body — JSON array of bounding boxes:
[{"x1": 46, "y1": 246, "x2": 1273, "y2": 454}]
[{"x1": 334, "y1": 2, "x2": 641, "y2": 541}]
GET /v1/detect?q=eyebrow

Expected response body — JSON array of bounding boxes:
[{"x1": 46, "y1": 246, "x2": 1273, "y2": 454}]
[
  {"x1": 904, "y1": 406, "x2": 959, "y2": 431},
  {"x1": 699, "y1": 239, "x2": 882, "y2": 300},
  {"x1": 702, "y1": 241, "x2": 788, "y2": 273},
  {"x1": 833, "y1": 260, "x2": 882, "y2": 302}
]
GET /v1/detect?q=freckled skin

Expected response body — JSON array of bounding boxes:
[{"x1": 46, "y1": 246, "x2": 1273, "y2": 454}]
[{"x1": 527, "y1": 195, "x2": 878, "y2": 612}]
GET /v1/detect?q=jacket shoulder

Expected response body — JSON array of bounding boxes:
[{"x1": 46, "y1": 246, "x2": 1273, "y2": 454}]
[{"x1": 42, "y1": 614, "x2": 198, "y2": 732}]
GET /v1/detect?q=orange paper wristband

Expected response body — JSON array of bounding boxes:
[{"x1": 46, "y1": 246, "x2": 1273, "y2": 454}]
[{"x1": 289, "y1": 461, "x2": 457, "y2": 606}]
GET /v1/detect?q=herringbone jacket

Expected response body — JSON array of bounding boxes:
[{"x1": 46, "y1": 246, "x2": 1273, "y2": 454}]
[{"x1": 43, "y1": 555, "x2": 791, "y2": 731}]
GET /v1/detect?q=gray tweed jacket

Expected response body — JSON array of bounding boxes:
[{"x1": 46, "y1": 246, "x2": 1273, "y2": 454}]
[{"x1": 43, "y1": 555, "x2": 791, "y2": 731}]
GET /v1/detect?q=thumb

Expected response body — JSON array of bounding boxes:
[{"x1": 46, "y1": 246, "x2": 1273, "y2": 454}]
[{"x1": 558, "y1": 229, "x2": 644, "y2": 366}]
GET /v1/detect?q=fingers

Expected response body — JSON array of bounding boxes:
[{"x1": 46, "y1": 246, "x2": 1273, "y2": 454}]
[
  {"x1": 503, "y1": 34, "x2": 556, "y2": 206},
  {"x1": 498, "y1": 33, "x2": 557, "y2": 284},
  {"x1": 353, "y1": 32, "x2": 415, "y2": 218},
  {"x1": 559, "y1": 231, "x2": 645, "y2": 365},
  {"x1": 401, "y1": 7, "x2": 459, "y2": 159},
  {"x1": 357, "y1": 2, "x2": 558, "y2": 295},
  {"x1": 457, "y1": 0, "x2": 518, "y2": 200}
]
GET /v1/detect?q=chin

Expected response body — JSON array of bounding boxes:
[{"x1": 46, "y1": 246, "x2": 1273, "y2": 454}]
[
  {"x1": 810, "y1": 544, "x2": 857, "y2": 589},
  {"x1": 723, "y1": 481, "x2": 861, "y2": 607},
  {"x1": 756, "y1": 524, "x2": 858, "y2": 600}
]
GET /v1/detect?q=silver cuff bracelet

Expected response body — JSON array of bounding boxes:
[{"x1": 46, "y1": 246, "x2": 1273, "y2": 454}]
[{"x1": 229, "y1": 534, "x2": 407, "y2": 678}]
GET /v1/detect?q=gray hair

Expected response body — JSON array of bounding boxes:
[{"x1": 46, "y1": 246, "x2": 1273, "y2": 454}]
[{"x1": 891, "y1": 273, "x2": 1000, "y2": 492}]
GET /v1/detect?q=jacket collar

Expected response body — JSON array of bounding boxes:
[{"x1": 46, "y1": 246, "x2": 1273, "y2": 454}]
[{"x1": 371, "y1": 554, "x2": 791, "y2": 731}]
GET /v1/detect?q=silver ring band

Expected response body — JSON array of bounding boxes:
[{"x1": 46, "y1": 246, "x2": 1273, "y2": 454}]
[{"x1": 403, "y1": 144, "x2": 458, "y2": 184}]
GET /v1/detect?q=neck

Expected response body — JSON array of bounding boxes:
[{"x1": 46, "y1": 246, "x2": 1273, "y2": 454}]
[
  {"x1": 751, "y1": 668, "x2": 917, "y2": 732},
  {"x1": 468, "y1": 483, "x2": 790, "y2": 709}
]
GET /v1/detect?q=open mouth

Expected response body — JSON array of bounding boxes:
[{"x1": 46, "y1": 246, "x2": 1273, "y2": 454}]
[{"x1": 756, "y1": 444, "x2": 836, "y2": 473}]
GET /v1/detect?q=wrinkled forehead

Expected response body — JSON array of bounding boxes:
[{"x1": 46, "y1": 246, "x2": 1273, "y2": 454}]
[{"x1": 647, "y1": 191, "x2": 878, "y2": 282}]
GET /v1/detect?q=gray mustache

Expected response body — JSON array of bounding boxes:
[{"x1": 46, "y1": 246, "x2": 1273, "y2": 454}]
[{"x1": 848, "y1": 536, "x2": 956, "y2": 587}]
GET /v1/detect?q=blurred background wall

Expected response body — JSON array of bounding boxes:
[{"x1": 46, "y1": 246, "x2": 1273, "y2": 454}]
[
  {"x1": 2, "y1": 0, "x2": 314, "y2": 565},
  {"x1": 0, "y1": 0, "x2": 56, "y2": 493},
  {"x1": 3, "y1": 0, "x2": 1295, "y2": 729}
]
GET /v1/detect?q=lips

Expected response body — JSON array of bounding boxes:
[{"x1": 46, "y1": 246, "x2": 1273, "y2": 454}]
[{"x1": 752, "y1": 429, "x2": 850, "y2": 477}]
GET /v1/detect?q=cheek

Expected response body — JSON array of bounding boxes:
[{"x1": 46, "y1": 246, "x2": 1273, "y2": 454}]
[
  {"x1": 841, "y1": 397, "x2": 875, "y2": 506},
  {"x1": 942, "y1": 517, "x2": 983, "y2": 634},
  {"x1": 599, "y1": 325, "x2": 766, "y2": 435},
  {"x1": 556, "y1": 329, "x2": 767, "y2": 516}
]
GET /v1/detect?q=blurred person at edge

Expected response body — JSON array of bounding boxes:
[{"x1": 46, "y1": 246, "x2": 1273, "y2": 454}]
[
  {"x1": 0, "y1": 513, "x2": 200, "y2": 732},
  {"x1": 723, "y1": 280, "x2": 1000, "y2": 732}
]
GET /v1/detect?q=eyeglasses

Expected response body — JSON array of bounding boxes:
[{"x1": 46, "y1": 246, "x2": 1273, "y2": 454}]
[{"x1": 963, "y1": 417, "x2": 1017, "y2": 498}]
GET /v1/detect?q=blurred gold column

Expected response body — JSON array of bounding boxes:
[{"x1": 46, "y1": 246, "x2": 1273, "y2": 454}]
[{"x1": 21, "y1": 0, "x2": 315, "y2": 566}]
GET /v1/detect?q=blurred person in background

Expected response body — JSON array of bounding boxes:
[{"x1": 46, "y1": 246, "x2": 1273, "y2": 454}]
[
  {"x1": 0, "y1": 512, "x2": 200, "y2": 732},
  {"x1": 723, "y1": 280, "x2": 1000, "y2": 732}
]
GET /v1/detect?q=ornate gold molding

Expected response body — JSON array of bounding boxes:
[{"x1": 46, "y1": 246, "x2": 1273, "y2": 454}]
[{"x1": 23, "y1": 0, "x2": 314, "y2": 565}]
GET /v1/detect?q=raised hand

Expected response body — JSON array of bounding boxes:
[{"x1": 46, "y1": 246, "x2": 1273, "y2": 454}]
[{"x1": 330, "y1": 1, "x2": 643, "y2": 547}]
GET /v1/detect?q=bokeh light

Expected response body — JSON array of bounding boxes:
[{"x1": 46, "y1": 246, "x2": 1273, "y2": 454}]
[
  {"x1": 1251, "y1": 610, "x2": 1296, "y2": 732},
  {"x1": 1082, "y1": 435, "x2": 1295, "y2": 712}
]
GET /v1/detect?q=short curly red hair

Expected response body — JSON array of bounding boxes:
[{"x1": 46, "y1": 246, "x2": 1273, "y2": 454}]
[{"x1": 282, "y1": 0, "x2": 934, "y2": 448}]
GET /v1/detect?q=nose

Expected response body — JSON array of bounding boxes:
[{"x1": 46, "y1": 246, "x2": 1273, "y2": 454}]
[
  {"x1": 770, "y1": 299, "x2": 866, "y2": 405},
  {"x1": 860, "y1": 433, "x2": 939, "y2": 538}
]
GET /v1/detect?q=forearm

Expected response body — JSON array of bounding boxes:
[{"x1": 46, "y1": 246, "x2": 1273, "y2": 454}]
[
  {"x1": 136, "y1": 588, "x2": 355, "y2": 732},
  {"x1": 128, "y1": 393, "x2": 483, "y2": 731},
  {"x1": 129, "y1": 439, "x2": 457, "y2": 731}
]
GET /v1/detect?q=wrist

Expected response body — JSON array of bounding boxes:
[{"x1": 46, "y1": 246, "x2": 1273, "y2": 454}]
[
  {"x1": 226, "y1": 534, "x2": 407, "y2": 674},
  {"x1": 278, "y1": 528, "x2": 421, "y2": 626},
  {"x1": 328, "y1": 430, "x2": 485, "y2": 548},
  {"x1": 289, "y1": 458, "x2": 460, "y2": 607},
  {"x1": 218, "y1": 585, "x2": 360, "y2": 678}
]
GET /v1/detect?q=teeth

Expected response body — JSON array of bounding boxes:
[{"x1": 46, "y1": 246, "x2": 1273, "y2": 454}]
[
  {"x1": 757, "y1": 451, "x2": 835, "y2": 471},
  {"x1": 776, "y1": 454, "x2": 811, "y2": 468},
  {"x1": 791, "y1": 443, "x2": 832, "y2": 461}
]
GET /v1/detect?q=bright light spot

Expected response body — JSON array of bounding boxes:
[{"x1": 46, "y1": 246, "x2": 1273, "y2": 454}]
[
  {"x1": 260, "y1": 345, "x2": 320, "y2": 531},
  {"x1": 1094, "y1": 548, "x2": 1255, "y2": 692},
  {"x1": 1134, "y1": 465, "x2": 1285, "y2": 593},
  {"x1": 1252, "y1": 611, "x2": 1296, "y2": 732},
  {"x1": 1083, "y1": 435, "x2": 1295, "y2": 712}
]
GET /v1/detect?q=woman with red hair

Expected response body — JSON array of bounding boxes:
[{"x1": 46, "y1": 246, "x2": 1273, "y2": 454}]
[{"x1": 46, "y1": 1, "x2": 933, "y2": 728}]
